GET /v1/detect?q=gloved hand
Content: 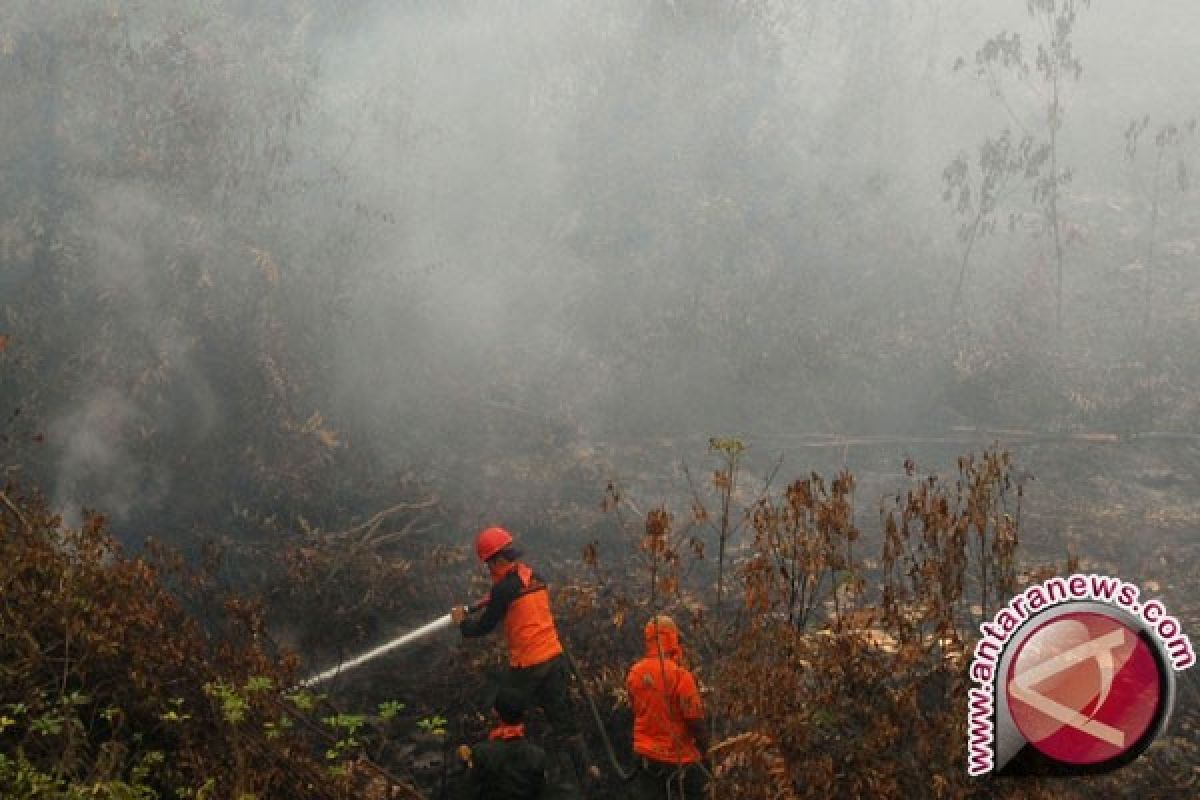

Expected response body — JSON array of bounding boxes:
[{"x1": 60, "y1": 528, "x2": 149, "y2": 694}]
[{"x1": 451, "y1": 605, "x2": 468, "y2": 625}]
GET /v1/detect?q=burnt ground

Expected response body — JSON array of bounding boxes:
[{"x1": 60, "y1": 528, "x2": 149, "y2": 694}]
[{"x1": 298, "y1": 431, "x2": 1199, "y2": 797}]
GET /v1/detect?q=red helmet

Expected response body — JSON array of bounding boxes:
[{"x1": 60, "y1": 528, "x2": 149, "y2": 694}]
[{"x1": 475, "y1": 526, "x2": 514, "y2": 562}]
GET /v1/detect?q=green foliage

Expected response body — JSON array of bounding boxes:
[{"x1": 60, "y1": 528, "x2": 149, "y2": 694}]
[
  {"x1": 415, "y1": 715, "x2": 448, "y2": 737},
  {"x1": 377, "y1": 700, "x2": 405, "y2": 721},
  {"x1": 261, "y1": 714, "x2": 293, "y2": 740},
  {"x1": 321, "y1": 713, "x2": 367, "y2": 763},
  {"x1": 28, "y1": 715, "x2": 65, "y2": 737},
  {"x1": 283, "y1": 690, "x2": 318, "y2": 712},
  {"x1": 708, "y1": 437, "x2": 746, "y2": 458},
  {"x1": 0, "y1": 751, "x2": 157, "y2": 799},
  {"x1": 202, "y1": 676, "x2": 277, "y2": 726},
  {"x1": 202, "y1": 682, "x2": 249, "y2": 726},
  {"x1": 158, "y1": 698, "x2": 191, "y2": 725},
  {"x1": 322, "y1": 713, "x2": 367, "y2": 735}
]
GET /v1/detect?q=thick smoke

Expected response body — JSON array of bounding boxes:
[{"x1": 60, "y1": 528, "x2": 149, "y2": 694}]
[{"x1": 2, "y1": 0, "x2": 1197, "y2": 530}]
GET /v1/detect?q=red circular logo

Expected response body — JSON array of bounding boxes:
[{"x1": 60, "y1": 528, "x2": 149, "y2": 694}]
[{"x1": 1005, "y1": 611, "x2": 1162, "y2": 766}]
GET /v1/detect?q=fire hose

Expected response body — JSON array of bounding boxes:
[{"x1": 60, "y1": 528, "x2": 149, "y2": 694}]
[
  {"x1": 297, "y1": 612, "x2": 461, "y2": 688},
  {"x1": 299, "y1": 605, "x2": 638, "y2": 780},
  {"x1": 561, "y1": 646, "x2": 637, "y2": 782},
  {"x1": 297, "y1": 607, "x2": 729, "y2": 788}
]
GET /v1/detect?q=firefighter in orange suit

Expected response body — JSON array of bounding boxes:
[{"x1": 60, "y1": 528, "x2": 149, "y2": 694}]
[
  {"x1": 452, "y1": 526, "x2": 596, "y2": 786},
  {"x1": 627, "y1": 615, "x2": 709, "y2": 799}
]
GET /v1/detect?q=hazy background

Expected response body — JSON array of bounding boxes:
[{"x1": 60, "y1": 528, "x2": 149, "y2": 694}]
[{"x1": 2, "y1": 0, "x2": 1198, "y2": 546}]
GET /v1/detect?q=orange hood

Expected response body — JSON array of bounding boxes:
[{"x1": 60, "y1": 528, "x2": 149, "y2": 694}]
[{"x1": 643, "y1": 615, "x2": 682, "y2": 660}]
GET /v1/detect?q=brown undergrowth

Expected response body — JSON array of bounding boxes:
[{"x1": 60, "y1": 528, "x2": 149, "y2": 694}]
[
  {"x1": 0, "y1": 484, "x2": 422, "y2": 799},
  {"x1": 573, "y1": 442, "x2": 1089, "y2": 799},
  {"x1": 4, "y1": 441, "x2": 1191, "y2": 799}
]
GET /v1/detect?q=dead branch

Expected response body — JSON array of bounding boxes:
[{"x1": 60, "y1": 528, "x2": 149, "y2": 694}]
[
  {"x1": 0, "y1": 489, "x2": 31, "y2": 530},
  {"x1": 319, "y1": 498, "x2": 440, "y2": 543}
]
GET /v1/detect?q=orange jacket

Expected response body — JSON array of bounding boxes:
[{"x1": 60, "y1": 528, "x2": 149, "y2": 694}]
[
  {"x1": 626, "y1": 619, "x2": 704, "y2": 765},
  {"x1": 461, "y1": 562, "x2": 564, "y2": 668},
  {"x1": 501, "y1": 563, "x2": 563, "y2": 667}
]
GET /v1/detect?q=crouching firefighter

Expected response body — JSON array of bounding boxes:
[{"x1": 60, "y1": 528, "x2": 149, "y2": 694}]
[
  {"x1": 627, "y1": 615, "x2": 709, "y2": 799},
  {"x1": 456, "y1": 688, "x2": 546, "y2": 800},
  {"x1": 452, "y1": 527, "x2": 597, "y2": 787}
]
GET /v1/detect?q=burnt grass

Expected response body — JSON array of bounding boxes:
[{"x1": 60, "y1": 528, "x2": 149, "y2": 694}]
[
  {"x1": 3, "y1": 433, "x2": 1195, "y2": 798},
  {"x1": 315, "y1": 434, "x2": 1200, "y2": 797}
]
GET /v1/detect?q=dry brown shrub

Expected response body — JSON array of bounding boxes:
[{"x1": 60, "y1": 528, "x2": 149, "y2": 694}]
[{"x1": 0, "y1": 484, "x2": 422, "y2": 798}]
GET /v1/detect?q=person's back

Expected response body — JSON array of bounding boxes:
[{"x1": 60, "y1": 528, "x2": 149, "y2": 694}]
[
  {"x1": 626, "y1": 616, "x2": 708, "y2": 799},
  {"x1": 454, "y1": 528, "x2": 595, "y2": 787},
  {"x1": 458, "y1": 688, "x2": 547, "y2": 800},
  {"x1": 467, "y1": 736, "x2": 547, "y2": 800}
]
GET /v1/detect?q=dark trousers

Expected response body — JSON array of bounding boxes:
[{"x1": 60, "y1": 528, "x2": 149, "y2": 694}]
[
  {"x1": 504, "y1": 654, "x2": 578, "y2": 739},
  {"x1": 503, "y1": 654, "x2": 593, "y2": 789},
  {"x1": 632, "y1": 757, "x2": 708, "y2": 800}
]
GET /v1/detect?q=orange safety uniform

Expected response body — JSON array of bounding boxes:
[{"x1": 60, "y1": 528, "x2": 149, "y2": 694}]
[
  {"x1": 498, "y1": 562, "x2": 563, "y2": 667},
  {"x1": 627, "y1": 617, "x2": 705, "y2": 765},
  {"x1": 458, "y1": 545, "x2": 584, "y2": 756}
]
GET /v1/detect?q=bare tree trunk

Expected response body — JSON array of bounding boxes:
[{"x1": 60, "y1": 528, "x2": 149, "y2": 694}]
[
  {"x1": 1143, "y1": 150, "x2": 1164, "y2": 332},
  {"x1": 1050, "y1": 78, "x2": 1065, "y2": 333}
]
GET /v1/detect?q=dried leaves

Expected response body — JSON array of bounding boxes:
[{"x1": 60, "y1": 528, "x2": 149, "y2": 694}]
[
  {"x1": 0, "y1": 487, "x2": 374, "y2": 798},
  {"x1": 710, "y1": 732, "x2": 798, "y2": 799},
  {"x1": 640, "y1": 446, "x2": 1047, "y2": 798}
]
